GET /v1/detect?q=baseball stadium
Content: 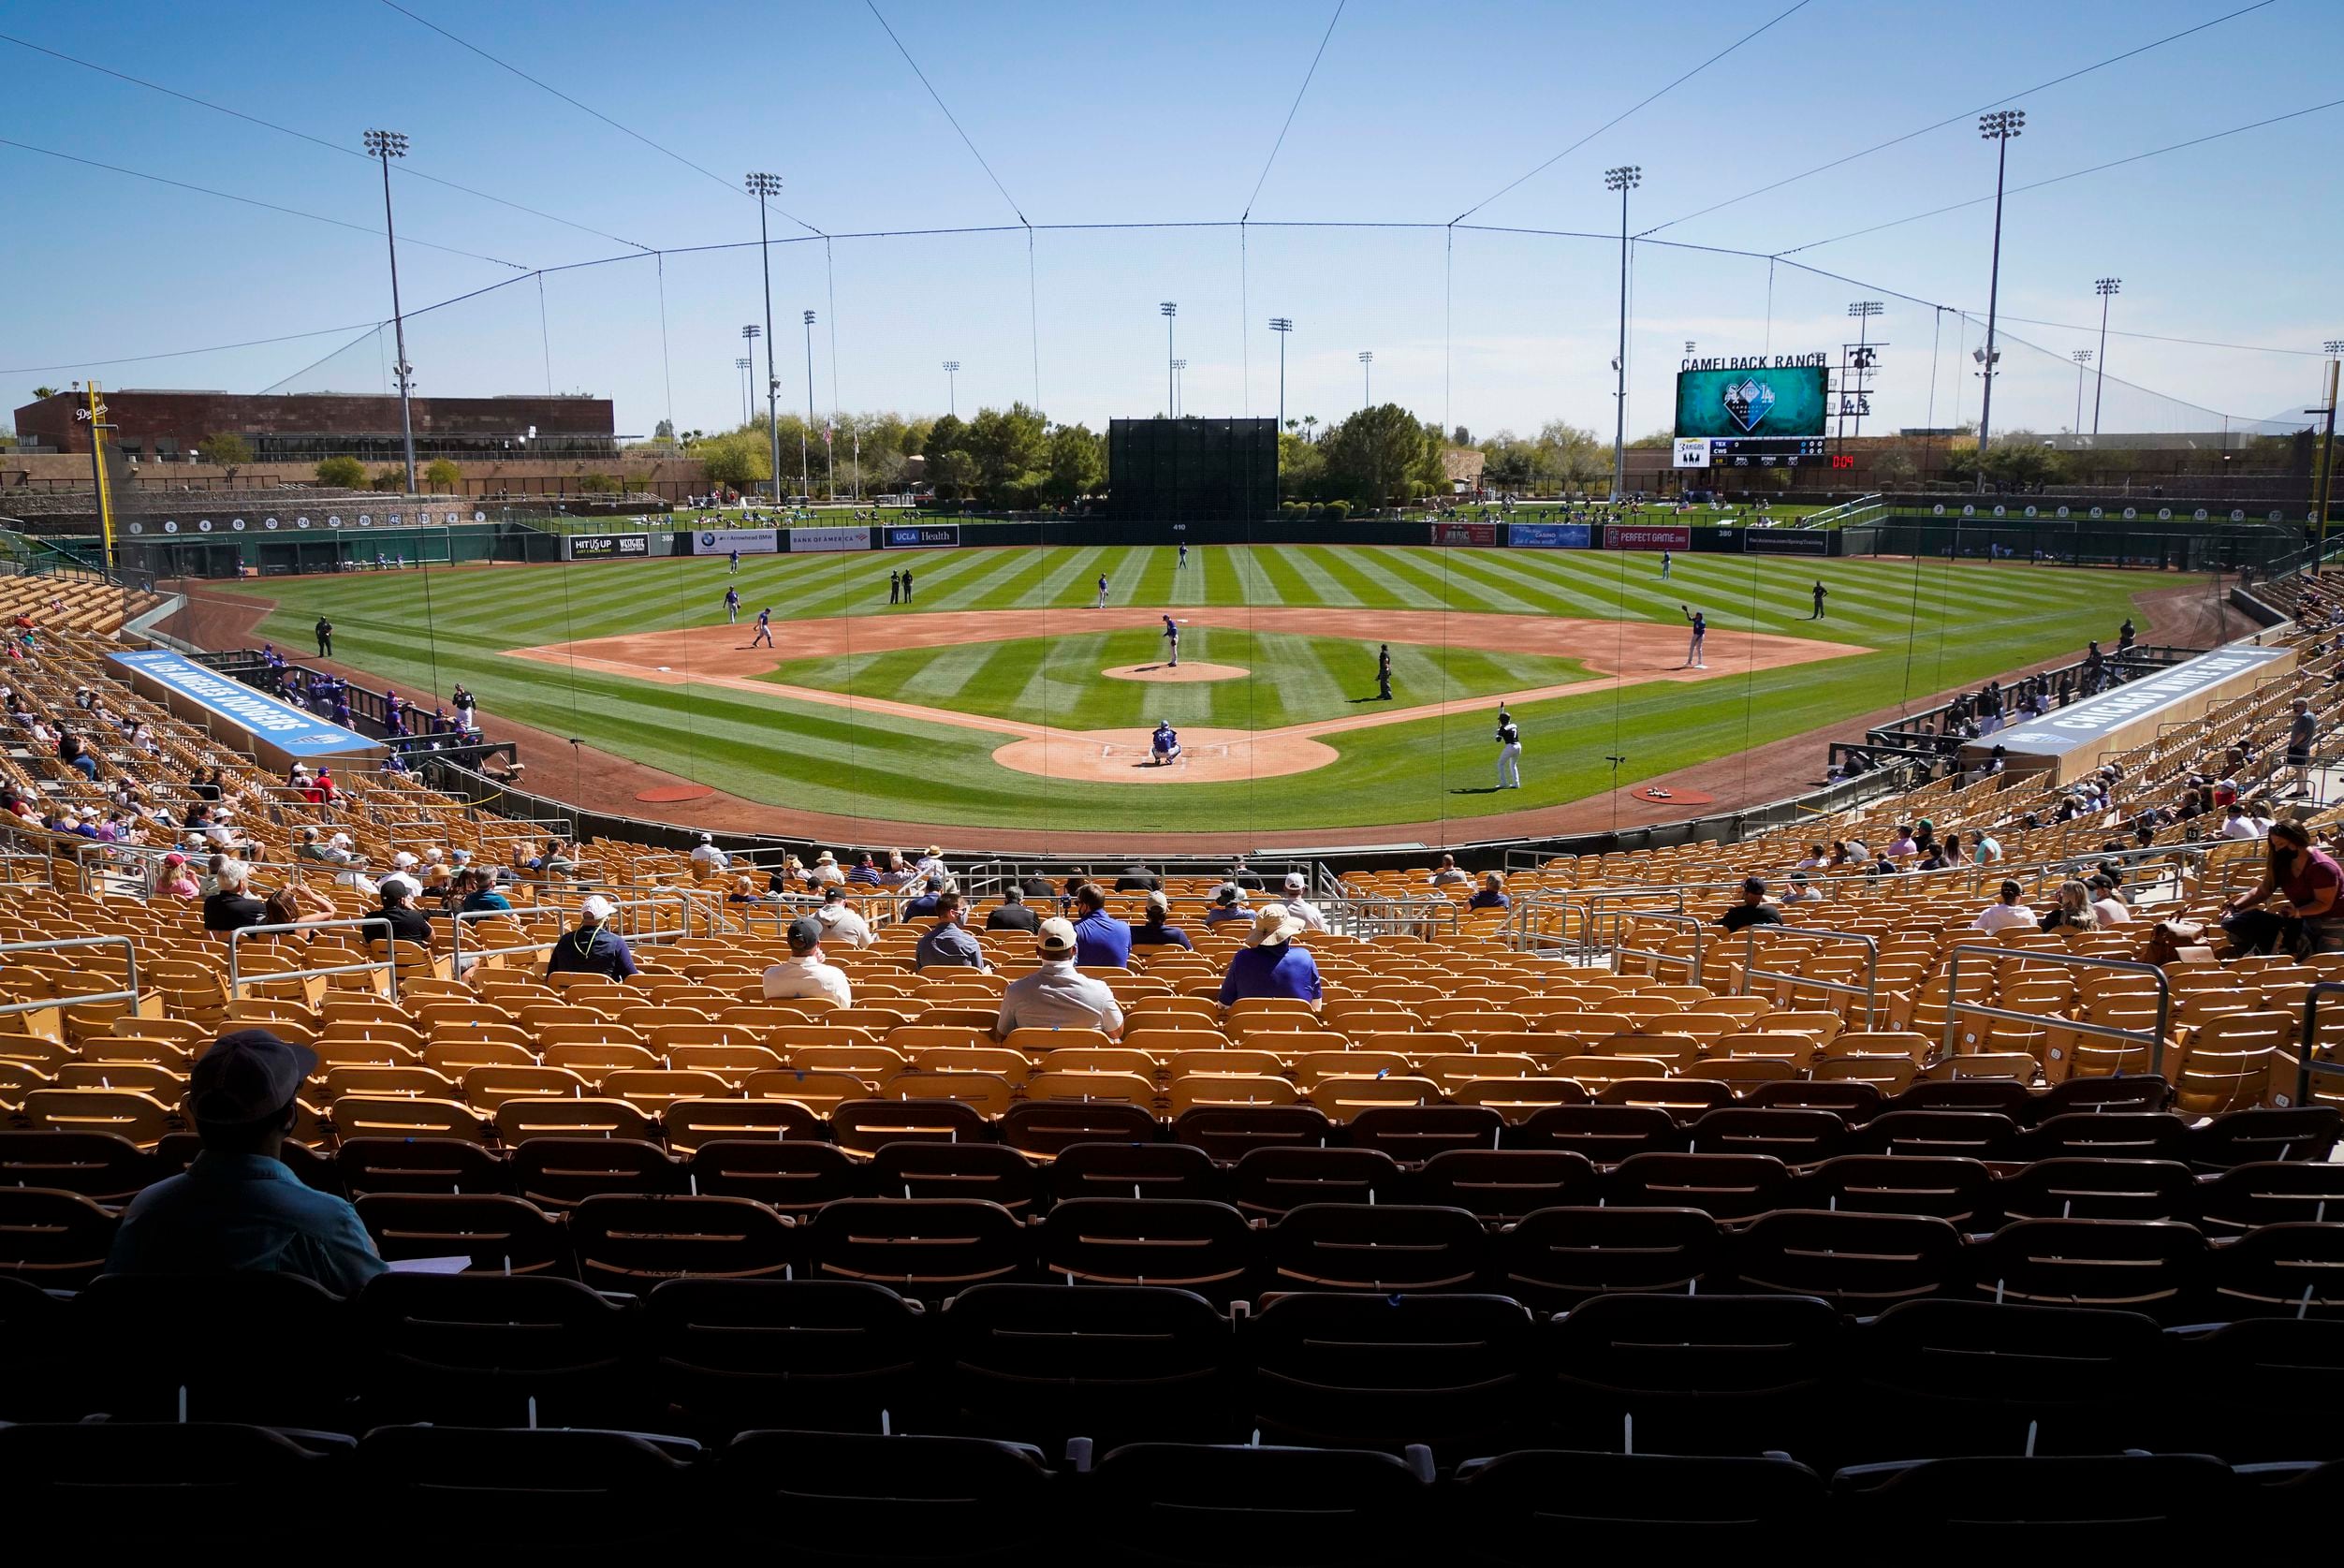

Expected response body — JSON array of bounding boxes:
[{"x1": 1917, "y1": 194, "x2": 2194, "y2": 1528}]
[{"x1": 3, "y1": 0, "x2": 2343, "y2": 1550}]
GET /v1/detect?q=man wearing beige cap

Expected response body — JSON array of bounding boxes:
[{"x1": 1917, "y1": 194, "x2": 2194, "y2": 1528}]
[
  {"x1": 107, "y1": 1028, "x2": 384, "y2": 1295},
  {"x1": 1217, "y1": 903, "x2": 1324, "y2": 1011},
  {"x1": 762, "y1": 915, "x2": 854, "y2": 1007},
  {"x1": 993, "y1": 917, "x2": 1124, "y2": 1039},
  {"x1": 544, "y1": 893, "x2": 639, "y2": 980}
]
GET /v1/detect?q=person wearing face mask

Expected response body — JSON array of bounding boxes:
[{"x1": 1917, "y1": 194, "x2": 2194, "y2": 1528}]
[{"x1": 2222, "y1": 819, "x2": 2344, "y2": 956}]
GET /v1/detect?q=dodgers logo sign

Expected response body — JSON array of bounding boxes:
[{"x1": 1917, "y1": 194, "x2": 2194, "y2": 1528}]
[{"x1": 1721, "y1": 377, "x2": 1775, "y2": 432}]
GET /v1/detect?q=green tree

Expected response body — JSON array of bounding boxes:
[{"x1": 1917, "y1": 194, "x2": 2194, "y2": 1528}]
[
  {"x1": 196, "y1": 432, "x2": 253, "y2": 467},
  {"x1": 922, "y1": 414, "x2": 973, "y2": 500},
  {"x1": 1041, "y1": 422, "x2": 1106, "y2": 505},
  {"x1": 653, "y1": 418, "x2": 675, "y2": 442},
  {"x1": 315, "y1": 455, "x2": 366, "y2": 488},
  {"x1": 696, "y1": 430, "x2": 771, "y2": 491},
  {"x1": 1318, "y1": 404, "x2": 1443, "y2": 509},
  {"x1": 964, "y1": 403, "x2": 1050, "y2": 506},
  {"x1": 579, "y1": 472, "x2": 623, "y2": 494},
  {"x1": 423, "y1": 458, "x2": 463, "y2": 491},
  {"x1": 1626, "y1": 427, "x2": 1675, "y2": 449},
  {"x1": 1946, "y1": 436, "x2": 2068, "y2": 490},
  {"x1": 370, "y1": 466, "x2": 405, "y2": 492},
  {"x1": 1534, "y1": 420, "x2": 1607, "y2": 493},
  {"x1": 1278, "y1": 430, "x2": 1326, "y2": 500}
]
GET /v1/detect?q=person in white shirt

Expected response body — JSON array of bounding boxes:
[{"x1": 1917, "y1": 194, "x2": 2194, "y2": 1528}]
[
  {"x1": 1780, "y1": 871, "x2": 1824, "y2": 904},
  {"x1": 811, "y1": 883, "x2": 873, "y2": 948},
  {"x1": 1279, "y1": 872, "x2": 1328, "y2": 932},
  {"x1": 1428, "y1": 854, "x2": 1470, "y2": 887},
  {"x1": 913, "y1": 844, "x2": 947, "y2": 885},
  {"x1": 760, "y1": 916, "x2": 854, "y2": 1007},
  {"x1": 1791, "y1": 843, "x2": 1828, "y2": 872},
  {"x1": 878, "y1": 851, "x2": 917, "y2": 889},
  {"x1": 2219, "y1": 804, "x2": 2263, "y2": 841},
  {"x1": 689, "y1": 833, "x2": 730, "y2": 876},
  {"x1": 806, "y1": 850, "x2": 846, "y2": 887},
  {"x1": 992, "y1": 918, "x2": 1124, "y2": 1039},
  {"x1": 1971, "y1": 879, "x2": 2040, "y2": 934},
  {"x1": 2088, "y1": 875, "x2": 2133, "y2": 927}
]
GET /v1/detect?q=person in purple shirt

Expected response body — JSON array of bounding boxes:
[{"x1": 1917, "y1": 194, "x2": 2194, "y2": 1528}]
[
  {"x1": 1217, "y1": 903, "x2": 1323, "y2": 1012},
  {"x1": 1070, "y1": 883, "x2": 1133, "y2": 967},
  {"x1": 1128, "y1": 889, "x2": 1193, "y2": 951}
]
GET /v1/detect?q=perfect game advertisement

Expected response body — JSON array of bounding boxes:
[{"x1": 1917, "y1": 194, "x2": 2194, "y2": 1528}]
[{"x1": 1673, "y1": 361, "x2": 1829, "y2": 440}]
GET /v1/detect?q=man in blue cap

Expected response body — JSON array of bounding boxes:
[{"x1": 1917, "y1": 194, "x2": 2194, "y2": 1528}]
[{"x1": 107, "y1": 1029, "x2": 384, "y2": 1296}]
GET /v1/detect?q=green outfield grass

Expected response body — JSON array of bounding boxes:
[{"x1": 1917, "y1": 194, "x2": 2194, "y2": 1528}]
[
  {"x1": 219, "y1": 544, "x2": 2197, "y2": 835},
  {"x1": 763, "y1": 627, "x2": 1591, "y2": 731}
]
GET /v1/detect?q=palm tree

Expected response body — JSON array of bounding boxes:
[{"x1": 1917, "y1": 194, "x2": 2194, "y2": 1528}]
[
  {"x1": 1302, "y1": 415, "x2": 1317, "y2": 442},
  {"x1": 31, "y1": 387, "x2": 58, "y2": 401}
]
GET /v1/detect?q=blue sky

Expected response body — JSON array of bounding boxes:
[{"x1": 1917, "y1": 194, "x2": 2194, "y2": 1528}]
[{"x1": 3, "y1": 0, "x2": 2337, "y2": 443}]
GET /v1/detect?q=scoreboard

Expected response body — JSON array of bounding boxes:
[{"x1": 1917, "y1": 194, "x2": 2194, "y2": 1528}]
[{"x1": 1674, "y1": 436, "x2": 1839, "y2": 469}]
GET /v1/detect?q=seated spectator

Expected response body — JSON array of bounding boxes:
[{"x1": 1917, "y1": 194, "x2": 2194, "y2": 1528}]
[
  {"x1": 811, "y1": 883, "x2": 873, "y2": 948},
  {"x1": 545, "y1": 894, "x2": 639, "y2": 980},
  {"x1": 1279, "y1": 872, "x2": 1329, "y2": 932},
  {"x1": 1780, "y1": 871, "x2": 1824, "y2": 904},
  {"x1": 1718, "y1": 877, "x2": 1782, "y2": 931},
  {"x1": 845, "y1": 852, "x2": 883, "y2": 887},
  {"x1": 261, "y1": 882, "x2": 339, "y2": 932},
  {"x1": 1113, "y1": 862, "x2": 1162, "y2": 893},
  {"x1": 456, "y1": 868, "x2": 512, "y2": 916},
  {"x1": 993, "y1": 918, "x2": 1124, "y2": 1039},
  {"x1": 1468, "y1": 872, "x2": 1511, "y2": 911},
  {"x1": 878, "y1": 851, "x2": 917, "y2": 888},
  {"x1": 689, "y1": 833, "x2": 730, "y2": 878},
  {"x1": 1225, "y1": 858, "x2": 1267, "y2": 892},
  {"x1": 2224, "y1": 820, "x2": 2344, "y2": 955},
  {"x1": 1971, "y1": 829, "x2": 2004, "y2": 865},
  {"x1": 1071, "y1": 884, "x2": 1134, "y2": 967},
  {"x1": 1971, "y1": 880, "x2": 2040, "y2": 934},
  {"x1": 1129, "y1": 889, "x2": 1193, "y2": 950},
  {"x1": 374, "y1": 881, "x2": 434, "y2": 948},
  {"x1": 2086, "y1": 875, "x2": 2131, "y2": 927},
  {"x1": 1790, "y1": 843, "x2": 1827, "y2": 872},
  {"x1": 202, "y1": 866, "x2": 268, "y2": 934},
  {"x1": 1428, "y1": 853, "x2": 1470, "y2": 887},
  {"x1": 1884, "y1": 825, "x2": 1918, "y2": 858},
  {"x1": 987, "y1": 885, "x2": 1041, "y2": 933},
  {"x1": 1203, "y1": 883, "x2": 1253, "y2": 927},
  {"x1": 2040, "y1": 879, "x2": 2096, "y2": 933},
  {"x1": 154, "y1": 852, "x2": 200, "y2": 900},
  {"x1": 807, "y1": 851, "x2": 846, "y2": 887},
  {"x1": 104, "y1": 1030, "x2": 385, "y2": 1296},
  {"x1": 752, "y1": 910, "x2": 851, "y2": 1003},
  {"x1": 914, "y1": 890, "x2": 988, "y2": 972},
  {"x1": 1217, "y1": 903, "x2": 1324, "y2": 1012},
  {"x1": 902, "y1": 877, "x2": 945, "y2": 920},
  {"x1": 56, "y1": 727, "x2": 97, "y2": 783},
  {"x1": 2219, "y1": 803, "x2": 2263, "y2": 840}
]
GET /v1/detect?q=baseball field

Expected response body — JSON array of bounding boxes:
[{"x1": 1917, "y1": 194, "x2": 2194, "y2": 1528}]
[{"x1": 194, "y1": 542, "x2": 2213, "y2": 843}]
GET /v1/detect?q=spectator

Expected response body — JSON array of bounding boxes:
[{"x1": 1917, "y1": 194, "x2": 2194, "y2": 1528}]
[
  {"x1": 1884, "y1": 825, "x2": 1918, "y2": 858},
  {"x1": 545, "y1": 894, "x2": 639, "y2": 980},
  {"x1": 902, "y1": 877, "x2": 946, "y2": 920},
  {"x1": 154, "y1": 852, "x2": 200, "y2": 901},
  {"x1": 1781, "y1": 871, "x2": 1824, "y2": 904},
  {"x1": 988, "y1": 885, "x2": 1042, "y2": 933},
  {"x1": 1428, "y1": 854, "x2": 1470, "y2": 887},
  {"x1": 1972, "y1": 829, "x2": 2004, "y2": 865},
  {"x1": 1203, "y1": 883, "x2": 1253, "y2": 927},
  {"x1": 1070, "y1": 884, "x2": 1134, "y2": 967},
  {"x1": 2219, "y1": 803, "x2": 2263, "y2": 841},
  {"x1": 1129, "y1": 889, "x2": 1193, "y2": 950},
  {"x1": 104, "y1": 1030, "x2": 385, "y2": 1295},
  {"x1": 689, "y1": 833, "x2": 729, "y2": 879},
  {"x1": 1791, "y1": 843, "x2": 1828, "y2": 872},
  {"x1": 1217, "y1": 903, "x2": 1324, "y2": 1012},
  {"x1": 914, "y1": 890, "x2": 988, "y2": 972},
  {"x1": 761, "y1": 915, "x2": 854, "y2": 1005},
  {"x1": 1468, "y1": 872, "x2": 1511, "y2": 912},
  {"x1": 811, "y1": 883, "x2": 873, "y2": 948},
  {"x1": 1971, "y1": 880, "x2": 2040, "y2": 934},
  {"x1": 202, "y1": 866, "x2": 268, "y2": 934},
  {"x1": 457, "y1": 869, "x2": 512, "y2": 916},
  {"x1": 992, "y1": 918, "x2": 1124, "y2": 1039},
  {"x1": 2222, "y1": 819, "x2": 2344, "y2": 956},
  {"x1": 1113, "y1": 861, "x2": 1162, "y2": 893},
  {"x1": 1279, "y1": 872, "x2": 1329, "y2": 932},
  {"x1": 807, "y1": 851, "x2": 846, "y2": 887},
  {"x1": 2287, "y1": 697, "x2": 2319, "y2": 794},
  {"x1": 374, "y1": 881, "x2": 434, "y2": 949},
  {"x1": 913, "y1": 843, "x2": 947, "y2": 886},
  {"x1": 56, "y1": 727, "x2": 97, "y2": 783},
  {"x1": 1718, "y1": 877, "x2": 1783, "y2": 931},
  {"x1": 376, "y1": 852, "x2": 423, "y2": 902},
  {"x1": 2086, "y1": 875, "x2": 2132, "y2": 927},
  {"x1": 1225, "y1": 858, "x2": 1267, "y2": 892},
  {"x1": 261, "y1": 883, "x2": 339, "y2": 932},
  {"x1": 845, "y1": 852, "x2": 884, "y2": 887},
  {"x1": 878, "y1": 851, "x2": 917, "y2": 889}
]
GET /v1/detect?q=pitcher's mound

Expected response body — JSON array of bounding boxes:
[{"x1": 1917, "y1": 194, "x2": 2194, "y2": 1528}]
[
  {"x1": 1102, "y1": 660, "x2": 1249, "y2": 683},
  {"x1": 991, "y1": 727, "x2": 1337, "y2": 784}
]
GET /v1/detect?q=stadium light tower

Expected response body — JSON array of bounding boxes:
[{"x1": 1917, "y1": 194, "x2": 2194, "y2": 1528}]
[
  {"x1": 2091, "y1": 277, "x2": 2121, "y2": 438},
  {"x1": 1269, "y1": 317, "x2": 1295, "y2": 431},
  {"x1": 1358, "y1": 350, "x2": 1373, "y2": 406},
  {"x1": 2071, "y1": 349, "x2": 2093, "y2": 433},
  {"x1": 1604, "y1": 164, "x2": 1641, "y2": 500},
  {"x1": 745, "y1": 172, "x2": 786, "y2": 503},
  {"x1": 734, "y1": 357, "x2": 753, "y2": 426},
  {"x1": 1160, "y1": 302, "x2": 1178, "y2": 418},
  {"x1": 2316, "y1": 341, "x2": 2343, "y2": 573},
  {"x1": 801, "y1": 309, "x2": 817, "y2": 503},
  {"x1": 363, "y1": 129, "x2": 418, "y2": 495},
  {"x1": 1171, "y1": 359, "x2": 1187, "y2": 418},
  {"x1": 1844, "y1": 300, "x2": 1884, "y2": 447},
  {"x1": 942, "y1": 360, "x2": 960, "y2": 418},
  {"x1": 1972, "y1": 112, "x2": 2023, "y2": 493}
]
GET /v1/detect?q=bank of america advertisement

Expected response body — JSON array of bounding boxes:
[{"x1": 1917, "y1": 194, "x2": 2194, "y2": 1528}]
[{"x1": 1673, "y1": 360, "x2": 1829, "y2": 440}]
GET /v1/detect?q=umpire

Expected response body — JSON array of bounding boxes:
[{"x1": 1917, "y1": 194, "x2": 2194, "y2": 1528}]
[{"x1": 1376, "y1": 644, "x2": 1393, "y2": 701}]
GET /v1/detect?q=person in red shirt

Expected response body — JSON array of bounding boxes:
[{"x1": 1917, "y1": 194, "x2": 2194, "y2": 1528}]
[{"x1": 2223, "y1": 820, "x2": 2344, "y2": 955}]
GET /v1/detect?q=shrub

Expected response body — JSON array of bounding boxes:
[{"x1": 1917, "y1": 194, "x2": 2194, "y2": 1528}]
[{"x1": 315, "y1": 456, "x2": 365, "y2": 488}]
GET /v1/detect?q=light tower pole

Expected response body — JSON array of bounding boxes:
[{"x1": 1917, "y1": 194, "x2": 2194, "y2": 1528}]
[
  {"x1": 363, "y1": 129, "x2": 418, "y2": 495},
  {"x1": 740, "y1": 324, "x2": 763, "y2": 497},
  {"x1": 2072, "y1": 349, "x2": 2093, "y2": 434},
  {"x1": 801, "y1": 309, "x2": 816, "y2": 503},
  {"x1": 1160, "y1": 302, "x2": 1178, "y2": 417},
  {"x1": 2317, "y1": 340, "x2": 2342, "y2": 574},
  {"x1": 1171, "y1": 359, "x2": 1187, "y2": 418},
  {"x1": 942, "y1": 360, "x2": 960, "y2": 418},
  {"x1": 1604, "y1": 164, "x2": 1641, "y2": 501},
  {"x1": 745, "y1": 172, "x2": 785, "y2": 503},
  {"x1": 1358, "y1": 351, "x2": 1373, "y2": 407},
  {"x1": 1843, "y1": 300, "x2": 1883, "y2": 449},
  {"x1": 1972, "y1": 110, "x2": 2024, "y2": 493},
  {"x1": 2092, "y1": 277, "x2": 2120, "y2": 437},
  {"x1": 1269, "y1": 317, "x2": 1294, "y2": 431},
  {"x1": 734, "y1": 357, "x2": 753, "y2": 426}
]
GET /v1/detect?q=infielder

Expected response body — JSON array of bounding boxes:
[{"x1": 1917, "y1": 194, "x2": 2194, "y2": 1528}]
[
  {"x1": 724, "y1": 585, "x2": 741, "y2": 624},
  {"x1": 750, "y1": 607, "x2": 774, "y2": 649},
  {"x1": 1151, "y1": 719, "x2": 1182, "y2": 766},
  {"x1": 728, "y1": 549, "x2": 741, "y2": 576},
  {"x1": 1177, "y1": 542, "x2": 1189, "y2": 569},
  {"x1": 1095, "y1": 573, "x2": 1110, "y2": 609},
  {"x1": 1494, "y1": 705, "x2": 1522, "y2": 789},
  {"x1": 1162, "y1": 614, "x2": 1180, "y2": 667},
  {"x1": 1660, "y1": 549, "x2": 1673, "y2": 580},
  {"x1": 1682, "y1": 606, "x2": 1707, "y2": 668}
]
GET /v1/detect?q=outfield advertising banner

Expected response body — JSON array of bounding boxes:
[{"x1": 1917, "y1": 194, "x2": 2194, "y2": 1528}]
[
  {"x1": 1431, "y1": 521, "x2": 1498, "y2": 546},
  {"x1": 1673, "y1": 361, "x2": 1830, "y2": 440},
  {"x1": 785, "y1": 525, "x2": 872, "y2": 554},
  {"x1": 107, "y1": 648, "x2": 379, "y2": 762},
  {"x1": 884, "y1": 524, "x2": 960, "y2": 549},
  {"x1": 567, "y1": 533, "x2": 649, "y2": 559},
  {"x1": 1507, "y1": 521, "x2": 1593, "y2": 550},
  {"x1": 1742, "y1": 528, "x2": 1829, "y2": 555},
  {"x1": 1606, "y1": 524, "x2": 1692, "y2": 551},
  {"x1": 696, "y1": 527, "x2": 779, "y2": 556}
]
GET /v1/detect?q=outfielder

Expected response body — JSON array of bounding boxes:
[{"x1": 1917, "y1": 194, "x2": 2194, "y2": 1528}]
[
  {"x1": 724, "y1": 585, "x2": 741, "y2": 624},
  {"x1": 1495, "y1": 705, "x2": 1522, "y2": 789},
  {"x1": 1095, "y1": 572, "x2": 1110, "y2": 609}
]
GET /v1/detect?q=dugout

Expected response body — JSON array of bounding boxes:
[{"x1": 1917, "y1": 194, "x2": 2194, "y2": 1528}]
[
  {"x1": 116, "y1": 520, "x2": 558, "y2": 581},
  {"x1": 1957, "y1": 641, "x2": 2295, "y2": 785}
]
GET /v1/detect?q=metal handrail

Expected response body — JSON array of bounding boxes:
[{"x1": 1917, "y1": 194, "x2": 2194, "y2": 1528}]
[
  {"x1": 2296, "y1": 981, "x2": 2344, "y2": 1110},
  {"x1": 0, "y1": 933, "x2": 140, "y2": 1018},
  {"x1": 447, "y1": 890, "x2": 694, "y2": 969},
  {"x1": 227, "y1": 916, "x2": 399, "y2": 1001},
  {"x1": 1739, "y1": 924, "x2": 1879, "y2": 1030},
  {"x1": 1326, "y1": 894, "x2": 1462, "y2": 940},
  {"x1": 1939, "y1": 943, "x2": 2170, "y2": 1076},
  {"x1": 1609, "y1": 908, "x2": 1705, "y2": 988}
]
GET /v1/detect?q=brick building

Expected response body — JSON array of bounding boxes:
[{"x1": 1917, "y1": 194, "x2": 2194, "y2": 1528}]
[{"x1": 13, "y1": 389, "x2": 615, "y2": 462}]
